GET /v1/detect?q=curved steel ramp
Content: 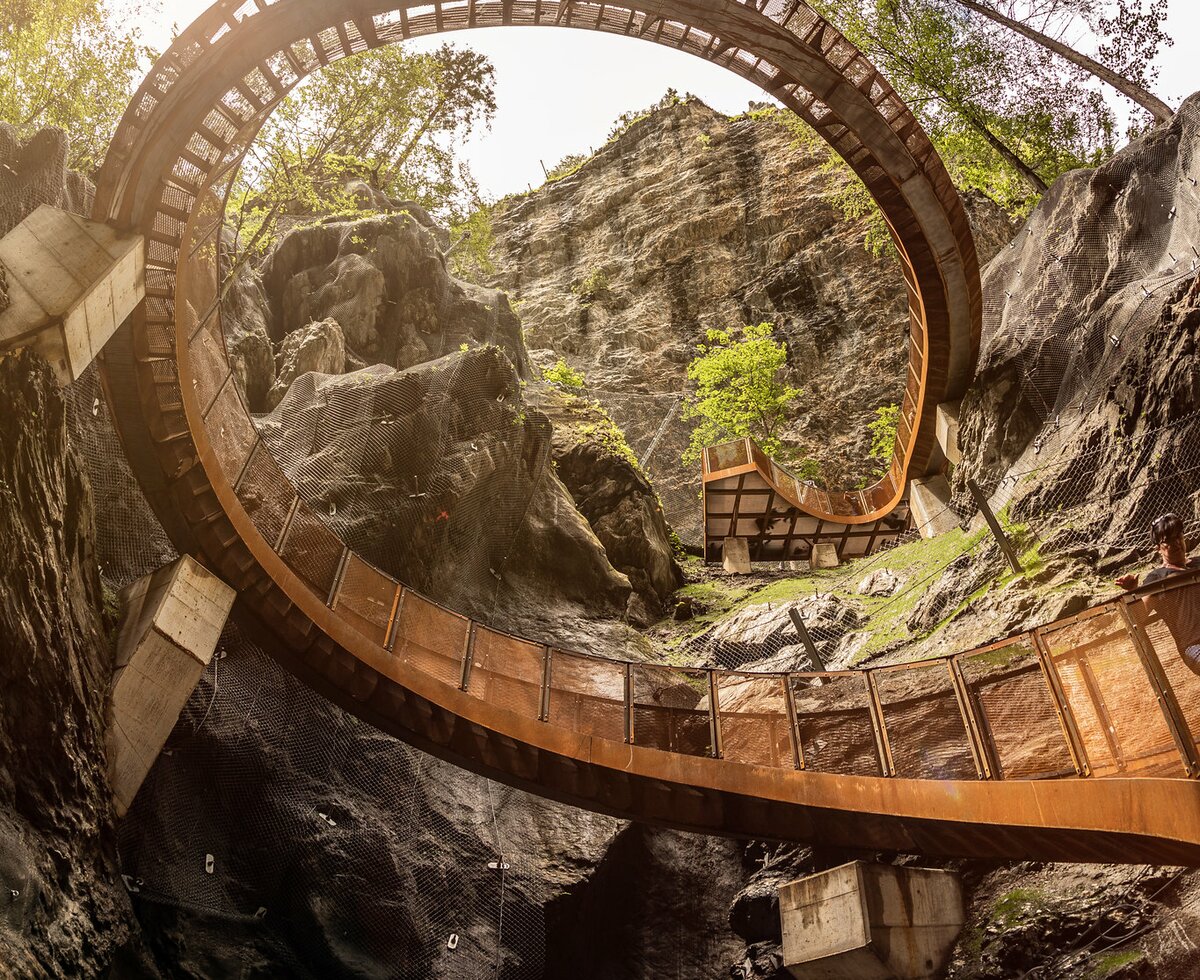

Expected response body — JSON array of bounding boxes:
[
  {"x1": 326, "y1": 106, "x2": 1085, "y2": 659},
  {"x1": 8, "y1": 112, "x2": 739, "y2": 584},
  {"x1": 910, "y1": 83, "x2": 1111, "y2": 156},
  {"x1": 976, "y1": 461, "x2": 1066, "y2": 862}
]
[
  {"x1": 92, "y1": 0, "x2": 1200, "y2": 866},
  {"x1": 702, "y1": 438, "x2": 914, "y2": 563}
]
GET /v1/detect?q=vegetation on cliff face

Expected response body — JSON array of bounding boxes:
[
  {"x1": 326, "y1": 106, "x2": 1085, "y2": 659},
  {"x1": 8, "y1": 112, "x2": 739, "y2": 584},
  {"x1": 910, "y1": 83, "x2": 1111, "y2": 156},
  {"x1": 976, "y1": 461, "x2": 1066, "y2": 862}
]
[{"x1": 682, "y1": 323, "x2": 801, "y2": 465}]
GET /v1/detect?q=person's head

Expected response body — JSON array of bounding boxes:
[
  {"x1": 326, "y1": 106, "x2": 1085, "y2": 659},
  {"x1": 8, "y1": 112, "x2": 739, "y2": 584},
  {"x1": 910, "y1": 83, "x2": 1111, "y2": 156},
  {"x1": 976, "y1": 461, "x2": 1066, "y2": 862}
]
[{"x1": 1152, "y1": 513, "x2": 1187, "y2": 562}]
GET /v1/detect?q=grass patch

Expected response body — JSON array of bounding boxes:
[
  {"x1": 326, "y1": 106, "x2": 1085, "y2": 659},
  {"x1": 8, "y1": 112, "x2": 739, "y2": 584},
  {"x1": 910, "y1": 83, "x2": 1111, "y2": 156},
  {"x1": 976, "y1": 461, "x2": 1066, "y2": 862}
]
[{"x1": 1084, "y1": 949, "x2": 1146, "y2": 979}]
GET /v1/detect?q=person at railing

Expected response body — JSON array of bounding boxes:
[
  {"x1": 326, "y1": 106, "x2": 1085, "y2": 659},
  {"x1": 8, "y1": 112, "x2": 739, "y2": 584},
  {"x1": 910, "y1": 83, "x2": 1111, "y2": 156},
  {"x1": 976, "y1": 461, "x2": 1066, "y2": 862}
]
[{"x1": 1116, "y1": 513, "x2": 1200, "y2": 674}]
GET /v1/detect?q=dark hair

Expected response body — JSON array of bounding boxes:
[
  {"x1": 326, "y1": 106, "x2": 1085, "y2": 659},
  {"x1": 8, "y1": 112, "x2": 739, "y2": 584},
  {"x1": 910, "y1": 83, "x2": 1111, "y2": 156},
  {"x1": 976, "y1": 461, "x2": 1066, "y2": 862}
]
[{"x1": 1152, "y1": 513, "x2": 1185, "y2": 545}]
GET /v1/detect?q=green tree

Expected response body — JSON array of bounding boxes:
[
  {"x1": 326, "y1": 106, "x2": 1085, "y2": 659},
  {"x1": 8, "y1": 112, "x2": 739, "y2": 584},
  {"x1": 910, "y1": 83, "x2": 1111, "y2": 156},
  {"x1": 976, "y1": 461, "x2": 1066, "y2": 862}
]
[
  {"x1": 0, "y1": 0, "x2": 155, "y2": 172},
  {"x1": 868, "y1": 404, "x2": 901, "y2": 476},
  {"x1": 682, "y1": 323, "x2": 800, "y2": 465},
  {"x1": 448, "y1": 203, "x2": 496, "y2": 283},
  {"x1": 811, "y1": 0, "x2": 1127, "y2": 215},
  {"x1": 227, "y1": 42, "x2": 495, "y2": 267}
]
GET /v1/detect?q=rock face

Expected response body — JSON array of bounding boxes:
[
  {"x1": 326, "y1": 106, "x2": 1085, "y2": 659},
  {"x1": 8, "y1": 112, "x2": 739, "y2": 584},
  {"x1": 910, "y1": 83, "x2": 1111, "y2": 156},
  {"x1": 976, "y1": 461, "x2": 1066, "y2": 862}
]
[
  {"x1": 258, "y1": 213, "x2": 529, "y2": 399},
  {"x1": 953, "y1": 95, "x2": 1200, "y2": 556},
  {"x1": 540, "y1": 386, "x2": 683, "y2": 624},
  {"x1": 265, "y1": 317, "x2": 346, "y2": 409},
  {"x1": 493, "y1": 99, "x2": 1015, "y2": 490},
  {"x1": 0, "y1": 352, "x2": 140, "y2": 977},
  {"x1": 257, "y1": 346, "x2": 639, "y2": 649},
  {"x1": 0, "y1": 124, "x2": 94, "y2": 238}
]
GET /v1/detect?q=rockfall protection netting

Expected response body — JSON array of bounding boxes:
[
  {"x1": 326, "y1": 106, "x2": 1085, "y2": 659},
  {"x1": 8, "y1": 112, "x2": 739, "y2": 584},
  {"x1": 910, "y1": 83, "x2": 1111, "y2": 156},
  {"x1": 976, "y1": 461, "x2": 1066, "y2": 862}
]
[{"x1": 64, "y1": 365, "x2": 550, "y2": 978}]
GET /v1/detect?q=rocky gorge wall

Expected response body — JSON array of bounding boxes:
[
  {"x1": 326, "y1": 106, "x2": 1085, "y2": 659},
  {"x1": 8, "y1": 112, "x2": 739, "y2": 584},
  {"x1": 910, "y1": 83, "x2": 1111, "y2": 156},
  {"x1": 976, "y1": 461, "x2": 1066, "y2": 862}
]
[{"x1": 491, "y1": 98, "x2": 1015, "y2": 492}]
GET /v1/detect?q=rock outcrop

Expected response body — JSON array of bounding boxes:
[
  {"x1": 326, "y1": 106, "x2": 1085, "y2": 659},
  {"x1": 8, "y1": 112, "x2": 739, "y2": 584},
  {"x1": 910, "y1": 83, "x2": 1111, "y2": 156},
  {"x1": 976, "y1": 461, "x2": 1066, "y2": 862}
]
[
  {"x1": 0, "y1": 124, "x2": 94, "y2": 238},
  {"x1": 255, "y1": 212, "x2": 529, "y2": 405},
  {"x1": 539, "y1": 386, "x2": 684, "y2": 624},
  {"x1": 954, "y1": 95, "x2": 1200, "y2": 558},
  {"x1": 0, "y1": 351, "x2": 143, "y2": 977},
  {"x1": 257, "y1": 346, "x2": 639, "y2": 649}
]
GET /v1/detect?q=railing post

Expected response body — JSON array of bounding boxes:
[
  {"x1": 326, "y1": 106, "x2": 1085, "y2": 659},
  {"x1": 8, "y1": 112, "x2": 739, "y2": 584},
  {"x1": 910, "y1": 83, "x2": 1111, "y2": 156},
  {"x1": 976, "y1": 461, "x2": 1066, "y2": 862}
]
[
  {"x1": 783, "y1": 674, "x2": 805, "y2": 770},
  {"x1": 1031, "y1": 630, "x2": 1091, "y2": 777},
  {"x1": 539, "y1": 645, "x2": 552, "y2": 722},
  {"x1": 1117, "y1": 599, "x2": 1200, "y2": 778},
  {"x1": 948, "y1": 659, "x2": 993, "y2": 779},
  {"x1": 623, "y1": 662, "x2": 633, "y2": 745},
  {"x1": 383, "y1": 585, "x2": 403, "y2": 651},
  {"x1": 459, "y1": 622, "x2": 476, "y2": 692},
  {"x1": 865, "y1": 672, "x2": 895, "y2": 776},
  {"x1": 326, "y1": 547, "x2": 351, "y2": 608},
  {"x1": 708, "y1": 671, "x2": 723, "y2": 760}
]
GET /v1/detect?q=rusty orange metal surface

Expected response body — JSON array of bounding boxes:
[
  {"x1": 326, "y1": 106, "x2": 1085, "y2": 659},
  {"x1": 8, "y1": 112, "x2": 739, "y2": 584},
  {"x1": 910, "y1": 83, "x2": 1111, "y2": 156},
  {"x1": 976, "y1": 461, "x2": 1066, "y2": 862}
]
[{"x1": 92, "y1": 0, "x2": 1200, "y2": 867}]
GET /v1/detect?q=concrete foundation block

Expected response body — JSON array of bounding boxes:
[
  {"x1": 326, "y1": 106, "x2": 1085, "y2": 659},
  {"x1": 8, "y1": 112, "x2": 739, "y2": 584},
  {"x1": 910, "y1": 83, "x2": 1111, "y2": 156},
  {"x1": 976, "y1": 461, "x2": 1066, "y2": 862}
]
[
  {"x1": 0, "y1": 205, "x2": 144, "y2": 385},
  {"x1": 936, "y1": 402, "x2": 962, "y2": 466},
  {"x1": 908, "y1": 475, "x2": 960, "y2": 539},
  {"x1": 780, "y1": 861, "x2": 964, "y2": 980},
  {"x1": 810, "y1": 542, "x2": 840, "y2": 570},
  {"x1": 108, "y1": 556, "x2": 235, "y2": 816},
  {"x1": 723, "y1": 536, "x2": 752, "y2": 574}
]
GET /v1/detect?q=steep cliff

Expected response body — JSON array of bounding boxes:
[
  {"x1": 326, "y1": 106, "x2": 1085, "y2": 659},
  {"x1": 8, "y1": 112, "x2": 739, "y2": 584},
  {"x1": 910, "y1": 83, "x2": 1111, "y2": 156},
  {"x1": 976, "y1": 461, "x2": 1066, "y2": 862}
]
[
  {"x1": 492, "y1": 98, "x2": 1015, "y2": 490},
  {"x1": 0, "y1": 352, "x2": 145, "y2": 978}
]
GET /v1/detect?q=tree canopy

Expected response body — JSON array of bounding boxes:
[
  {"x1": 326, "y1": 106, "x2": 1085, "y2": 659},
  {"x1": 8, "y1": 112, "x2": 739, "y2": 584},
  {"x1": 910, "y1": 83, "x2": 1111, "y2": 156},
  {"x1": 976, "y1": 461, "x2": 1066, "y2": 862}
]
[
  {"x1": 0, "y1": 0, "x2": 155, "y2": 172},
  {"x1": 226, "y1": 42, "x2": 495, "y2": 267},
  {"x1": 806, "y1": 0, "x2": 1172, "y2": 219},
  {"x1": 682, "y1": 323, "x2": 801, "y2": 465}
]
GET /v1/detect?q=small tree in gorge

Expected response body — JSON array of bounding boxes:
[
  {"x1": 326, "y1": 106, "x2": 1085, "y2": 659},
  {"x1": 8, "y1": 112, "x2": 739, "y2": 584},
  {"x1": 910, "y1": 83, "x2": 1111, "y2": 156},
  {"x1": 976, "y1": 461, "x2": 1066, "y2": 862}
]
[{"x1": 682, "y1": 323, "x2": 800, "y2": 465}]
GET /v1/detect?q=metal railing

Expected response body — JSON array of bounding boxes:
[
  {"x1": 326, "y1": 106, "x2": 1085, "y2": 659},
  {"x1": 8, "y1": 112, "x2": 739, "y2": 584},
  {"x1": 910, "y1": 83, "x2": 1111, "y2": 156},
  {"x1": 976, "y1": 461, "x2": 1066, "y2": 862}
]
[{"x1": 325, "y1": 557, "x2": 1200, "y2": 784}]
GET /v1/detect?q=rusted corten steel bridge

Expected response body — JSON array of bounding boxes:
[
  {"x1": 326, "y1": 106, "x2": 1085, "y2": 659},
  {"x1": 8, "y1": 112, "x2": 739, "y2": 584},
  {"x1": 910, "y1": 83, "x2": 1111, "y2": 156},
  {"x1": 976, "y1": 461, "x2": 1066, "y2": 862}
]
[{"x1": 93, "y1": 0, "x2": 1200, "y2": 866}]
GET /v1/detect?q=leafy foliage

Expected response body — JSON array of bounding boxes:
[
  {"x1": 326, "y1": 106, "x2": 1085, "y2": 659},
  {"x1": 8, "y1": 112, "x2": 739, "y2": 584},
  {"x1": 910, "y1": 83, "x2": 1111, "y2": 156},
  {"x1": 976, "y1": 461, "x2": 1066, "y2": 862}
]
[
  {"x1": 0, "y1": 0, "x2": 155, "y2": 172},
  {"x1": 546, "y1": 152, "x2": 590, "y2": 183},
  {"x1": 572, "y1": 269, "x2": 611, "y2": 306},
  {"x1": 607, "y1": 88, "x2": 687, "y2": 143},
  {"x1": 868, "y1": 404, "x2": 901, "y2": 475},
  {"x1": 226, "y1": 43, "x2": 495, "y2": 266},
  {"x1": 448, "y1": 204, "x2": 496, "y2": 283},
  {"x1": 544, "y1": 359, "x2": 586, "y2": 390},
  {"x1": 806, "y1": 0, "x2": 1170, "y2": 220},
  {"x1": 682, "y1": 323, "x2": 801, "y2": 465}
]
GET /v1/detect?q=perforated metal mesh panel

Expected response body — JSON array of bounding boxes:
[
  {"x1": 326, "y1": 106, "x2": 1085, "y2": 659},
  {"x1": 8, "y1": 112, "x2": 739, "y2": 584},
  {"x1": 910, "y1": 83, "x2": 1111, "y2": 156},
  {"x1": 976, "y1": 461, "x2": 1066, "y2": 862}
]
[
  {"x1": 874, "y1": 662, "x2": 977, "y2": 780},
  {"x1": 790, "y1": 674, "x2": 881, "y2": 777},
  {"x1": 1044, "y1": 607, "x2": 1181, "y2": 777},
  {"x1": 631, "y1": 665, "x2": 713, "y2": 757},
  {"x1": 391, "y1": 592, "x2": 469, "y2": 687},
  {"x1": 958, "y1": 640, "x2": 1075, "y2": 780},
  {"x1": 716, "y1": 673, "x2": 793, "y2": 769},
  {"x1": 467, "y1": 628, "x2": 545, "y2": 719},
  {"x1": 549, "y1": 652, "x2": 626, "y2": 743}
]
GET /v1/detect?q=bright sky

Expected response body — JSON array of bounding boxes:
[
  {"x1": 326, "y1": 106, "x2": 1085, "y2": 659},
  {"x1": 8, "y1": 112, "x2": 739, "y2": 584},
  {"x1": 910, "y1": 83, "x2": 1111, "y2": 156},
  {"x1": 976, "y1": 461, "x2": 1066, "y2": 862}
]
[{"x1": 137, "y1": 1, "x2": 1199, "y2": 200}]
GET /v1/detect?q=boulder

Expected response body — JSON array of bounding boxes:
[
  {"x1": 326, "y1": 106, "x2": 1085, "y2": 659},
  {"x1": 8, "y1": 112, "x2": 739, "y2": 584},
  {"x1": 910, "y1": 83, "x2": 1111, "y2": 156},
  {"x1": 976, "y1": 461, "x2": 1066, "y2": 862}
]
[
  {"x1": 260, "y1": 212, "x2": 528, "y2": 378},
  {"x1": 704, "y1": 594, "x2": 865, "y2": 669},
  {"x1": 265, "y1": 318, "x2": 346, "y2": 409},
  {"x1": 857, "y1": 568, "x2": 900, "y2": 596}
]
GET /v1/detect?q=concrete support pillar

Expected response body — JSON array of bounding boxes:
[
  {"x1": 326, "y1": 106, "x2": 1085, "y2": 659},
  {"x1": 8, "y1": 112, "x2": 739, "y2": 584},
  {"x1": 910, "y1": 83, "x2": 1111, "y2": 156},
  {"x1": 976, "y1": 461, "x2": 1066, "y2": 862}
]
[
  {"x1": 780, "y1": 861, "x2": 964, "y2": 979},
  {"x1": 936, "y1": 402, "x2": 962, "y2": 467},
  {"x1": 809, "y1": 542, "x2": 840, "y2": 570},
  {"x1": 0, "y1": 205, "x2": 144, "y2": 385},
  {"x1": 723, "y1": 536, "x2": 752, "y2": 574},
  {"x1": 108, "y1": 556, "x2": 236, "y2": 817},
  {"x1": 908, "y1": 475, "x2": 959, "y2": 539}
]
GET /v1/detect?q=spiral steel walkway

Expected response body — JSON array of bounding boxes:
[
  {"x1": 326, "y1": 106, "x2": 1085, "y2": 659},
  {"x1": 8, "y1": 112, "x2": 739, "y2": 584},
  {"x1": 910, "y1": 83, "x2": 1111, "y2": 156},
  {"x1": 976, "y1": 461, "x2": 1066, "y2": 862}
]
[{"x1": 94, "y1": 0, "x2": 1200, "y2": 866}]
